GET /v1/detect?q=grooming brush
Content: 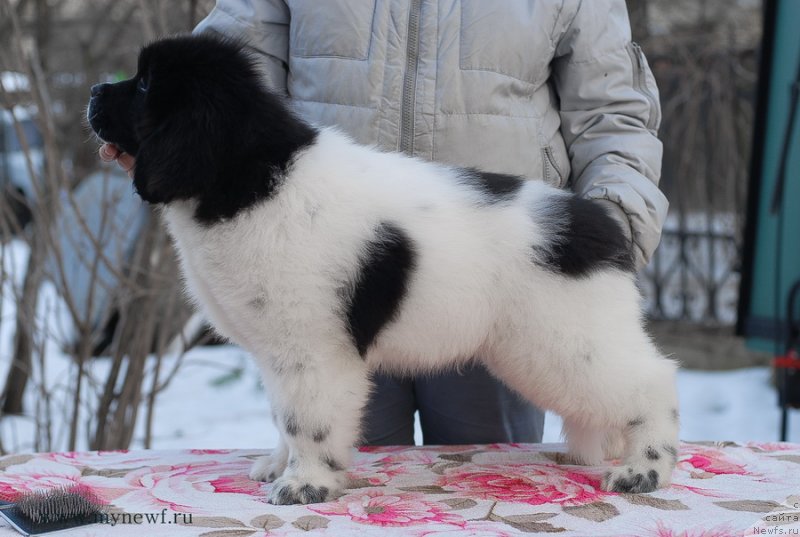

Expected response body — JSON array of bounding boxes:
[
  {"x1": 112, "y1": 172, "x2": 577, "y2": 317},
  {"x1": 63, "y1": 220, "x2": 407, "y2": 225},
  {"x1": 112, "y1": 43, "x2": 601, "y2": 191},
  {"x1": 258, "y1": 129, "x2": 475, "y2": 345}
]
[{"x1": 0, "y1": 485, "x2": 105, "y2": 535}]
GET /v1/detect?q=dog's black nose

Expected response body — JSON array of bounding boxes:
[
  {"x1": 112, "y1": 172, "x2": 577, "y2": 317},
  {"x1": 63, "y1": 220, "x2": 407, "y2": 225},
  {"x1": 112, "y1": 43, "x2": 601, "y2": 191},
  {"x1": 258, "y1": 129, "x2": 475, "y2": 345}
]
[{"x1": 90, "y1": 83, "x2": 108, "y2": 97}]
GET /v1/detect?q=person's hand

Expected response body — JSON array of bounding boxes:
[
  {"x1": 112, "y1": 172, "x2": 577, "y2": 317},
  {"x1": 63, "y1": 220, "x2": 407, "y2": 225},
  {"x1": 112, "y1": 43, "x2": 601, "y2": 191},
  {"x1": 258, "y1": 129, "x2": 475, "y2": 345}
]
[{"x1": 99, "y1": 143, "x2": 135, "y2": 178}]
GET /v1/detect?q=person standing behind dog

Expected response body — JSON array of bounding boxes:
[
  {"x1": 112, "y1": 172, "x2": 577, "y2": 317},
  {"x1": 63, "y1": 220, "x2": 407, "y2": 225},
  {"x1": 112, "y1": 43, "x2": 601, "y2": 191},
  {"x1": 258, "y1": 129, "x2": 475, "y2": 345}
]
[{"x1": 100, "y1": 0, "x2": 666, "y2": 447}]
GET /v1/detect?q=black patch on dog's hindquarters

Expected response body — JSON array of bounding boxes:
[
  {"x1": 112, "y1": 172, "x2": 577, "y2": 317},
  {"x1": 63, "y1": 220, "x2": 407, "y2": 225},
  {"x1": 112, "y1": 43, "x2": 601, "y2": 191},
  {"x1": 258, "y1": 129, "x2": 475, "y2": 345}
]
[
  {"x1": 536, "y1": 196, "x2": 635, "y2": 277},
  {"x1": 343, "y1": 222, "x2": 415, "y2": 357},
  {"x1": 645, "y1": 446, "x2": 661, "y2": 460},
  {"x1": 459, "y1": 168, "x2": 524, "y2": 205}
]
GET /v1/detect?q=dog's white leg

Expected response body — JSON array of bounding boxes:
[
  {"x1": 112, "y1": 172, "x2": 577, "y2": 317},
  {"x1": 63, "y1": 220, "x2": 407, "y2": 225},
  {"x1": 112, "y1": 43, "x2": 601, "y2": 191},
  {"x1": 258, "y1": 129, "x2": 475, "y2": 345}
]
[
  {"x1": 560, "y1": 277, "x2": 680, "y2": 492},
  {"x1": 602, "y1": 426, "x2": 626, "y2": 461},
  {"x1": 497, "y1": 347, "x2": 678, "y2": 492},
  {"x1": 600, "y1": 359, "x2": 680, "y2": 493},
  {"x1": 485, "y1": 276, "x2": 679, "y2": 493},
  {"x1": 562, "y1": 420, "x2": 605, "y2": 466},
  {"x1": 567, "y1": 339, "x2": 679, "y2": 493},
  {"x1": 565, "y1": 331, "x2": 679, "y2": 492},
  {"x1": 249, "y1": 410, "x2": 289, "y2": 482},
  {"x1": 249, "y1": 438, "x2": 289, "y2": 482},
  {"x1": 257, "y1": 352, "x2": 370, "y2": 505}
]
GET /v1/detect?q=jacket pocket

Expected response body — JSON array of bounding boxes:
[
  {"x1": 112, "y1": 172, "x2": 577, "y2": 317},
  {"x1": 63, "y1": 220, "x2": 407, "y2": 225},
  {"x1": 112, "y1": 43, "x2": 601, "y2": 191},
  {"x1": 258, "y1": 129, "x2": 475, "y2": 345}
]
[
  {"x1": 287, "y1": 0, "x2": 376, "y2": 60},
  {"x1": 459, "y1": 0, "x2": 550, "y2": 84},
  {"x1": 627, "y1": 42, "x2": 661, "y2": 132}
]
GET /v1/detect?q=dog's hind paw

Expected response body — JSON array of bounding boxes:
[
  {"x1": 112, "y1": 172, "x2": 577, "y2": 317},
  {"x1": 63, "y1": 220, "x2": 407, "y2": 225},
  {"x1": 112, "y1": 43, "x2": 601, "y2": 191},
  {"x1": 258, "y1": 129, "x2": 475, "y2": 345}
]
[
  {"x1": 268, "y1": 476, "x2": 335, "y2": 505},
  {"x1": 602, "y1": 465, "x2": 667, "y2": 493}
]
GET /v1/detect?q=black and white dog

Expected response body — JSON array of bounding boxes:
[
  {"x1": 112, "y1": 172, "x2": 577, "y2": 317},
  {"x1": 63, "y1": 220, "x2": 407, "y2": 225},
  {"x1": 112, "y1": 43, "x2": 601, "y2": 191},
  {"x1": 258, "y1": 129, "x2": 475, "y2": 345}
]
[{"x1": 87, "y1": 35, "x2": 679, "y2": 505}]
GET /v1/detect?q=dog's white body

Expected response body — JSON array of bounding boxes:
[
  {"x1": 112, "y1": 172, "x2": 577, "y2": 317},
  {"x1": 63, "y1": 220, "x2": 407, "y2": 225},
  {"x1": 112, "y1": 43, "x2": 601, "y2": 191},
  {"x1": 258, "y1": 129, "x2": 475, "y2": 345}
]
[{"x1": 162, "y1": 128, "x2": 678, "y2": 503}]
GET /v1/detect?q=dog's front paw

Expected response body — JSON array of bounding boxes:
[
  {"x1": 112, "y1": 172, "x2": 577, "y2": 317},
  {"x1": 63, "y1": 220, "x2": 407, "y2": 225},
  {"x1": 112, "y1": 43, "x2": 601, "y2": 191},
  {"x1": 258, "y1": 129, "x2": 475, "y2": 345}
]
[
  {"x1": 268, "y1": 475, "x2": 338, "y2": 505},
  {"x1": 249, "y1": 451, "x2": 289, "y2": 482},
  {"x1": 602, "y1": 464, "x2": 668, "y2": 493}
]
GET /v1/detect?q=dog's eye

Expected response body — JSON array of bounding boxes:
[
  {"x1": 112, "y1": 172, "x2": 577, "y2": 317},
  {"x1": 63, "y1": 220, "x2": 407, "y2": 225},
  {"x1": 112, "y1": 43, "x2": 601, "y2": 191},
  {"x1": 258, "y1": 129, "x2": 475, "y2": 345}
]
[{"x1": 137, "y1": 77, "x2": 149, "y2": 93}]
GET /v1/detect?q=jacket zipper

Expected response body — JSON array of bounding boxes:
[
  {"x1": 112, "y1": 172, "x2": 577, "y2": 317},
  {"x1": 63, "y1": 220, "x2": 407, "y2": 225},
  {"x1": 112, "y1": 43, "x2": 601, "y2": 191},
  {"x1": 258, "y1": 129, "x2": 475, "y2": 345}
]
[
  {"x1": 400, "y1": 0, "x2": 422, "y2": 154},
  {"x1": 542, "y1": 146, "x2": 565, "y2": 187},
  {"x1": 629, "y1": 42, "x2": 660, "y2": 131}
]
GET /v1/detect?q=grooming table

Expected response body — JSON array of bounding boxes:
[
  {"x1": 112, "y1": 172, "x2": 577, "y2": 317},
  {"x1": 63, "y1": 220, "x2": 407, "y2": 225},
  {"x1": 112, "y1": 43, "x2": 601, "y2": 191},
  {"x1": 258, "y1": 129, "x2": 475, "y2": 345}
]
[{"x1": 1, "y1": 442, "x2": 799, "y2": 536}]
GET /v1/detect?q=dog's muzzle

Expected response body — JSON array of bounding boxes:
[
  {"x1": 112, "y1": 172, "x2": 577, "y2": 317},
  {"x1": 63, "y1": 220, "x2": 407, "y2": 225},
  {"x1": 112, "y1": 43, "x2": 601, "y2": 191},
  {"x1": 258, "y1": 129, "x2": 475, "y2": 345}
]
[{"x1": 87, "y1": 83, "x2": 109, "y2": 138}]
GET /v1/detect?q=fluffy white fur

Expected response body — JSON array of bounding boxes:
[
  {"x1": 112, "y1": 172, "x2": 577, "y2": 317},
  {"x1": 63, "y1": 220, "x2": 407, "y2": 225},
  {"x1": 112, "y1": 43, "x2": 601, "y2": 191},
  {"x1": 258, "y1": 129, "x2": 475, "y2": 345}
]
[{"x1": 161, "y1": 128, "x2": 679, "y2": 504}]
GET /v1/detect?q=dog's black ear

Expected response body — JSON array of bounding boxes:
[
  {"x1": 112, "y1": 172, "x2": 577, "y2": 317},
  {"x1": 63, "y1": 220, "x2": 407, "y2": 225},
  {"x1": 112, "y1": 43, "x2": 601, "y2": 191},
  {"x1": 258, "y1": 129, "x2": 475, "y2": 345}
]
[
  {"x1": 132, "y1": 112, "x2": 219, "y2": 206},
  {"x1": 131, "y1": 35, "x2": 317, "y2": 223}
]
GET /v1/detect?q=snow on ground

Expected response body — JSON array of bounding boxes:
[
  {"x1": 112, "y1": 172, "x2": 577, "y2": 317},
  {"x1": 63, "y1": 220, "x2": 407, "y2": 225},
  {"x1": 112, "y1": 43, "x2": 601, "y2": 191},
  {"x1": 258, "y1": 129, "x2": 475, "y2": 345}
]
[{"x1": 131, "y1": 345, "x2": 800, "y2": 450}]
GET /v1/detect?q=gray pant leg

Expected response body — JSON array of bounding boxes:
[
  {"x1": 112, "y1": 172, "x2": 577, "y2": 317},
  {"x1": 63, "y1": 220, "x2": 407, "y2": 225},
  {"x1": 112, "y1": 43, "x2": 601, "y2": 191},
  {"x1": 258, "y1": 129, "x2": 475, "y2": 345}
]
[
  {"x1": 415, "y1": 363, "x2": 545, "y2": 444},
  {"x1": 361, "y1": 364, "x2": 545, "y2": 446},
  {"x1": 360, "y1": 372, "x2": 416, "y2": 446}
]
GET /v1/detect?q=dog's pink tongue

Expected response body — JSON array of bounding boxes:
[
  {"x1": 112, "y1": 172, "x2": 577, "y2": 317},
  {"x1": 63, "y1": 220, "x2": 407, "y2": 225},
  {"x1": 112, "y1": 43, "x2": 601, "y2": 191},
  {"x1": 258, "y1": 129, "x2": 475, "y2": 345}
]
[{"x1": 99, "y1": 144, "x2": 120, "y2": 161}]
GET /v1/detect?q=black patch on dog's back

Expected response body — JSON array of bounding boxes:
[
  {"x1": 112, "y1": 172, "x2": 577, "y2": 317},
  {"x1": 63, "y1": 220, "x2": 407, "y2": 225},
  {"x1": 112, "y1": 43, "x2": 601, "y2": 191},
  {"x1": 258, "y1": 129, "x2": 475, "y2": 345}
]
[
  {"x1": 536, "y1": 196, "x2": 635, "y2": 277},
  {"x1": 458, "y1": 169, "x2": 524, "y2": 205},
  {"x1": 344, "y1": 222, "x2": 415, "y2": 357}
]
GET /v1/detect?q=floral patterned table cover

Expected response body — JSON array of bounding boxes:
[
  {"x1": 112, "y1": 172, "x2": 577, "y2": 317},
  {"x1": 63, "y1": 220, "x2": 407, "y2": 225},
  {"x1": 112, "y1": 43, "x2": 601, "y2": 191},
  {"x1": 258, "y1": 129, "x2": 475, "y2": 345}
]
[{"x1": 1, "y1": 442, "x2": 799, "y2": 536}]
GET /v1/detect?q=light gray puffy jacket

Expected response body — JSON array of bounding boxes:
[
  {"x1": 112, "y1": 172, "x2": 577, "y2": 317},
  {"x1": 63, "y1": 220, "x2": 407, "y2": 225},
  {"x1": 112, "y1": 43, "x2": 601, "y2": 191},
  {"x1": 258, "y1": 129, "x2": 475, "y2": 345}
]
[{"x1": 196, "y1": 0, "x2": 667, "y2": 266}]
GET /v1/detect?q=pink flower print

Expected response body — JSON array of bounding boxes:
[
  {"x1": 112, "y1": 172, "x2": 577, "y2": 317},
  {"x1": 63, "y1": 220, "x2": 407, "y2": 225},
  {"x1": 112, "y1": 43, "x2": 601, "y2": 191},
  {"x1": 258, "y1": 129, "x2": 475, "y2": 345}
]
[
  {"x1": 358, "y1": 445, "x2": 412, "y2": 454},
  {"x1": 351, "y1": 448, "x2": 442, "y2": 485},
  {"x1": 188, "y1": 449, "x2": 234, "y2": 455},
  {"x1": 310, "y1": 489, "x2": 463, "y2": 527},
  {"x1": 679, "y1": 448, "x2": 750, "y2": 476},
  {"x1": 652, "y1": 521, "x2": 737, "y2": 537},
  {"x1": 416, "y1": 521, "x2": 522, "y2": 536},
  {"x1": 347, "y1": 458, "x2": 392, "y2": 487},
  {"x1": 0, "y1": 459, "x2": 130, "y2": 504},
  {"x1": 377, "y1": 451, "x2": 440, "y2": 466},
  {"x1": 439, "y1": 464, "x2": 606, "y2": 506},
  {"x1": 374, "y1": 450, "x2": 442, "y2": 480},
  {"x1": 42, "y1": 450, "x2": 158, "y2": 468},
  {"x1": 416, "y1": 445, "x2": 481, "y2": 454},
  {"x1": 746, "y1": 442, "x2": 800, "y2": 452},
  {"x1": 487, "y1": 443, "x2": 526, "y2": 451},
  {"x1": 120, "y1": 460, "x2": 259, "y2": 514},
  {"x1": 669, "y1": 483, "x2": 726, "y2": 498},
  {"x1": 209, "y1": 474, "x2": 264, "y2": 495}
]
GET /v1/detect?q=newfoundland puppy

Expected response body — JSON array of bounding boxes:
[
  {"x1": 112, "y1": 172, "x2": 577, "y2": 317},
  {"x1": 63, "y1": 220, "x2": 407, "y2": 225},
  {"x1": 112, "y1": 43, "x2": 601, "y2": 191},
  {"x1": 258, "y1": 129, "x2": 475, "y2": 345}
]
[{"x1": 87, "y1": 35, "x2": 679, "y2": 504}]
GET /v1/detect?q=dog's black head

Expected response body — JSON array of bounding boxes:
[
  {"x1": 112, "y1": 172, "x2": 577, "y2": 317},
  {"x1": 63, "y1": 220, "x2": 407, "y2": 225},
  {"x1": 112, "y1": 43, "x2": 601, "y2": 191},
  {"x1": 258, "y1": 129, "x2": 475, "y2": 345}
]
[{"x1": 87, "y1": 35, "x2": 316, "y2": 223}]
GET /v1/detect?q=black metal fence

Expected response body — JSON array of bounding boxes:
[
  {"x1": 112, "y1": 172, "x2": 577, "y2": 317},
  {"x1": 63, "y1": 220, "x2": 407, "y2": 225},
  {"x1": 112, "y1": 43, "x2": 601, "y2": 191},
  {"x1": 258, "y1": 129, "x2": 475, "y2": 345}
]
[
  {"x1": 637, "y1": 18, "x2": 759, "y2": 326},
  {"x1": 641, "y1": 224, "x2": 740, "y2": 325}
]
